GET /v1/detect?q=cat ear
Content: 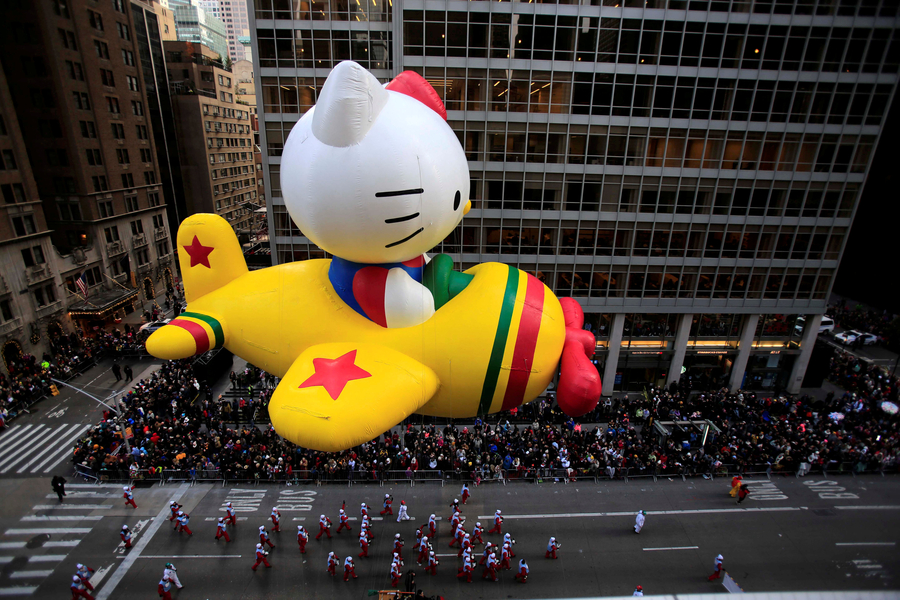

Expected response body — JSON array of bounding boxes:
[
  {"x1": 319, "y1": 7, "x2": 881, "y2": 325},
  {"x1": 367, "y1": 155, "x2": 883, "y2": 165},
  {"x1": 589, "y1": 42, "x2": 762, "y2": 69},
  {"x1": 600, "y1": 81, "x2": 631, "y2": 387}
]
[
  {"x1": 312, "y1": 61, "x2": 389, "y2": 147},
  {"x1": 385, "y1": 71, "x2": 447, "y2": 121}
]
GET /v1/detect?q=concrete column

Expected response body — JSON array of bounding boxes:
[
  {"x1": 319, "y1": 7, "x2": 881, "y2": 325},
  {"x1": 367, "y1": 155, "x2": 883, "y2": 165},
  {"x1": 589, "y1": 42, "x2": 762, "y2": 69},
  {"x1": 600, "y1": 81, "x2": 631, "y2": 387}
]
[
  {"x1": 786, "y1": 314, "x2": 822, "y2": 393},
  {"x1": 665, "y1": 313, "x2": 694, "y2": 388},
  {"x1": 601, "y1": 313, "x2": 626, "y2": 397},
  {"x1": 727, "y1": 314, "x2": 760, "y2": 392}
]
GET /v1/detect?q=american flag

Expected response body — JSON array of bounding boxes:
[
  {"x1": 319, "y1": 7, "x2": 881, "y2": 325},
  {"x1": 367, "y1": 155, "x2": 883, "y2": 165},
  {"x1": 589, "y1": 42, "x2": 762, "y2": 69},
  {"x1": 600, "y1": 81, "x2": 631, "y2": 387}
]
[{"x1": 75, "y1": 272, "x2": 88, "y2": 297}]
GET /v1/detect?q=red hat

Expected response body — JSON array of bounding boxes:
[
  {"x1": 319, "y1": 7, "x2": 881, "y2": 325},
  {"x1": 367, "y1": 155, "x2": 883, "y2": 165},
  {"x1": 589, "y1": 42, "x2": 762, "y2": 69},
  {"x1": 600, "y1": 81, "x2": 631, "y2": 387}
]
[
  {"x1": 636, "y1": 586, "x2": 643, "y2": 591},
  {"x1": 401, "y1": 500, "x2": 406, "y2": 505}
]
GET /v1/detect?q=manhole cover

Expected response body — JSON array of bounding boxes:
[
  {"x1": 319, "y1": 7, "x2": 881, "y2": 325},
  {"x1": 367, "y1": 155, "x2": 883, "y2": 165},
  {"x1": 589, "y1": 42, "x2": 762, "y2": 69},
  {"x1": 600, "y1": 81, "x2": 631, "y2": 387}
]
[{"x1": 813, "y1": 509, "x2": 836, "y2": 516}]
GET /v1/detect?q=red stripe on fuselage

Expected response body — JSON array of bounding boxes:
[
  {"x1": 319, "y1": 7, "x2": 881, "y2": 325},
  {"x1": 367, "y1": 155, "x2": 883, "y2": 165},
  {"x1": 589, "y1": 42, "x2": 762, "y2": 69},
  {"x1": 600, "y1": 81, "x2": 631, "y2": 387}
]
[
  {"x1": 501, "y1": 274, "x2": 545, "y2": 411},
  {"x1": 170, "y1": 319, "x2": 210, "y2": 354},
  {"x1": 353, "y1": 266, "x2": 389, "y2": 328}
]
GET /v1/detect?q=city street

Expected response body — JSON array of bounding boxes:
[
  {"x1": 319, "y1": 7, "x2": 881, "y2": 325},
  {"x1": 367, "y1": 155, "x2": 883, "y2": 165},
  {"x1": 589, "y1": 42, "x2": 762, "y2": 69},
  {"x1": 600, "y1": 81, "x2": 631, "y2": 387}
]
[{"x1": 0, "y1": 472, "x2": 896, "y2": 598}]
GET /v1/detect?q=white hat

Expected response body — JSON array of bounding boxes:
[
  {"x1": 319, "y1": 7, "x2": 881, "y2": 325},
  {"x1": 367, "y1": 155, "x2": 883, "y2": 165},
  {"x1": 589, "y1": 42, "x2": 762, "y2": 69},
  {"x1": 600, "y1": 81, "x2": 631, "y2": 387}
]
[
  {"x1": 717, "y1": 554, "x2": 723, "y2": 560},
  {"x1": 329, "y1": 551, "x2": 335, "y2": 557},
  {"x1": 454, "y1": 498, "x2": 458, "y2": 503},
  {"x1": 476, "y1": 522, "x2": 481, "y2": 527},
  {"x1": 430, "y1": 513, "x2": 435, "y2": 519},
  {"x1": 226, "y1": 502, "x2": 232, "y2": 506},
  {"x1": 550, "y1": 537, "x2": 556, "y2": 542},
  {"x1": 123, "y1": 486, "x2": 129, "y2": 491},
  {"x1": 73, "y1": 575, "x2": 80, "y2": 582},
  {"x1": 76, "y1": 563, "x2": 84, "y2": 569},
  {"x1": 395, "y1": 533, "x2": 400, "y2": 539},
  {"x1": 496, "y1": 509, "x2": 501, "y2": 514},
  {"x1": 259, "y1": 525, "x2": 265, "y2": 531},
  {"x1": 340, "y1": 509, "x2": 345, "y2": 514},
  {"x1": 218, "y1": 517, "x2": 224, "y2": 522},
  {"x1": 430, "y1": 551, "x2": 435, "y2": 556},
  {"x1": 170, "y1": 501, "x2": 177, "y2": 506},
  {"x1": 177, "y1": 511, "x2": 183, "y2": 516},
  {"x1": 385, "y1": 493, "x2": 390, "y2": 498},
  {"x1": 122, "y1": 525, "x2": 128, "y2": 530},
  {"x1": 257, "y1": 543, "x2": 263, "y2": 549},
  {"x1": 320, "y1": 514, "x2": 325, "y2": 519}
]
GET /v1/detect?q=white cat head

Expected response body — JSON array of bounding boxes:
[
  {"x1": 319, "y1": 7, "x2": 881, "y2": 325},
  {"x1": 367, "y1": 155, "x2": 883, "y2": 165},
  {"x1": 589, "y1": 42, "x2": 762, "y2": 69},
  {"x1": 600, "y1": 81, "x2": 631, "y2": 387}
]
[{"x1": 280, "y1": 61, "x2": 470, "y2": 264}]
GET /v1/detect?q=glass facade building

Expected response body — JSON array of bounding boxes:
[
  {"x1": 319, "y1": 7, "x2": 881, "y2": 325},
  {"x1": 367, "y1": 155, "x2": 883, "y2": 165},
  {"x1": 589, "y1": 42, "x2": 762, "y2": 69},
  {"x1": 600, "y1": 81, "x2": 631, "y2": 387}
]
[
  {"x1": 169, "y1": 0, "x2": 229, "y2": 60},
  {"x1": 251, "y1": 0, "x2": 900, "y2": 395}
]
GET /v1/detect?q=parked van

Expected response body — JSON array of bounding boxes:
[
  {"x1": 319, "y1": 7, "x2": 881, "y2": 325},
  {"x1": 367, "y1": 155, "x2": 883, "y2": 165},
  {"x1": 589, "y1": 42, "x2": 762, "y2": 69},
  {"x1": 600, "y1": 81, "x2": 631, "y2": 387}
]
[{"x1": 794, "y1": 315, "x2": 835, "y2": 336}]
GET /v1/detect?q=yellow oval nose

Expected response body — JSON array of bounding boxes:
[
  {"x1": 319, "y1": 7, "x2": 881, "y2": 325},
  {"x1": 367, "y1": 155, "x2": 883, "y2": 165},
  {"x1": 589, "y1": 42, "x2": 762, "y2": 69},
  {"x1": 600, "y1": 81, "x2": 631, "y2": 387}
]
[{"x1": 463, "y1": 200, "x2": 472, "y2": 215}]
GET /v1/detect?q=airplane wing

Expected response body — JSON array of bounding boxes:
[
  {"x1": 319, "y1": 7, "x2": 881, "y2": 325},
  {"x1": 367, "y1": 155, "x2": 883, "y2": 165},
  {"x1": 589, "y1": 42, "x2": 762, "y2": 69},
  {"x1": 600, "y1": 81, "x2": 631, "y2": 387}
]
[{"x1": 267, "y1": 342, "x2": 439, "y2": 452}]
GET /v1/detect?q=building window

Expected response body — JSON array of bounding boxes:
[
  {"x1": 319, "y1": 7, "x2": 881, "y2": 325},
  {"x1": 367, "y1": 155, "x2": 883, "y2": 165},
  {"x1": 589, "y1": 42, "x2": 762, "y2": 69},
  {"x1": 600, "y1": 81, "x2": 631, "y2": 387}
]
[
  {"x1": 136, "y1": 248, "x2": 149, "y2": 265},
  {"x1": 58, "y1": 28, "x2": 77, "y2": 50},
  {"x1": 122, "y1": 49, "x2": 135, "y2": 67},
  {"x1": 94, "y1": 40, "x2": 109, "y2": 59},
  {"x1": 157, "y1": 240, "x2": 169, "y2": 256},
  {"x1": 143, "y1": 171, "x2": 156, "y2": 185},
  {"x1": 72, "y1": 91, "x2": 91, "y2": 110},
  {"x1": 12, "y1": 215, "x2": 37, "y2": 237},
  {"x1": 112, "y1": 0, "x2": 125, "y2": 13},
  {"x1": 121, "y1": 173, "x2": 134, "y2": 188},
  {"x1": 116, "y1": 22, "x2": 130, "y2": 41},
  {"x1": 21, "y1": 245, "x2": 46, "y2": 268},
  {"x1": 140, "y1": 148, "x2": 152, "y2": 163},
  {"x1": 0, "y1": 300, "x2": 14, "y2": 323},
  {"x1": 126, "y1": 75, "x2": 139, "y2": 92},
  {"x1": 88, "y1": 10, "x2": 103, "y2": 31},
  {"x1": 85, "y1": 148, "x2": 103, "y2": 166},
  {"x1": 152, "y1": 214, "x2": 165, "y2": 228},
  {"x1": 34, "y1": 284, "x2": 57, "y2": 308},
  {"x1": 100, "y1": 69, "x2": 115, "y2": 87},
  {"x1": 125, "y1": 195, "x2": 139, "y2": 212},
  {"x1": 106, "y1": 96, "x2": 120, "y2": 114},
  {"x1": 0, "y1": 150, "x2": 16, "y2": 171},
  {"x1": 111, "y1": 122, "x2": 125, "y2": 139},
  {"x1": 98, "y1": 200, "x2": 114, "y2": 218},
  {"x1": 80, "y1": 121, "x2": 97, "y2": 138},
  {"x1": 51, "y1": 0, "x2": 70, "y2": 18},
  {"x1": 130, "y1": 219, "x2": 144, "y2": 235},
  {"x1": 66, "y1": 60, "x2": 84, "y2": 81},
  {"x1": 148, "y1": 192, "x2": 160, "y2": 207},
  {"x1": 53, "y1": 177, "x2": 76, "y2": 194},
  {"x1": 136, "y1": 125, "x2": 148, "y2": 139},
  {"x1": 131, "y1": 100, "x2": 143, "y2": 116},
  {"x1": 91, "y1": 176, "x2": 108, "y2": 192},
  {"x1": 116, "y1": 148, "x2": 130, "y2": 164},
  {"x1": 104, "y1": 226, "x2": 120, "y2": 243}
]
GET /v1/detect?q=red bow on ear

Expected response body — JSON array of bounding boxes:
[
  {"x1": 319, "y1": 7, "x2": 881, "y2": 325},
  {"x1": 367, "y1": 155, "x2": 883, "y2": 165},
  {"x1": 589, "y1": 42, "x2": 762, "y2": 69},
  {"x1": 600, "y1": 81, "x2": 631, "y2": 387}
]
[{"x1": 385, "y1": 71, "x2": 447, "y2": 121}]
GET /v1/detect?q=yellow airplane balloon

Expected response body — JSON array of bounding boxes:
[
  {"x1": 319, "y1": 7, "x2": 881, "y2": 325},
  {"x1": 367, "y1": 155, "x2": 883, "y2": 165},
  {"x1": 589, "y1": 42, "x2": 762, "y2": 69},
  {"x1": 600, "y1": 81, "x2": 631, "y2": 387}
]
[{"x1": 146, "y1": 214, "x2": 601, "y2": 452}]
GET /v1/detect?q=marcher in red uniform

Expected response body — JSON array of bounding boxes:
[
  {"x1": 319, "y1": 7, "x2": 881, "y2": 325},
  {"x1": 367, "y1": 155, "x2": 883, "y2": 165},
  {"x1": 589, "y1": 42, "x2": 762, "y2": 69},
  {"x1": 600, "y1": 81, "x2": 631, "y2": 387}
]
[
  {"x1": 458, "y1": 533, "x2": 472, "y2": 558},
  {"x1": 427, "y1": 514, "x2": 437, "y2": 538},
  {"x1": 381, "y1": 493, "x2": 393, "y2": 516},
  {"x1": 503, "y1": 533, "x2": 517, "y2": 557},
  {"x1": 176, "y1": 512, "x2": 193, "y2": 536},
  {"x1": 417, "y1": 535, "x2": 430, "y2": 564},
  {"x1": 488, "y1": 509, "x2": 502, "y2": 534},
  {"x1": 71, "y1": 575, "x2": 94, "y2": 599},
  {"x1": 343, "y1": 556, "x2": 358, "y2": 581},
  {"x1": 327, "y1": 552, "x2": 339, "y2": 576},
  {"x1": 215, "y1": 518, "x2": 231, "y2": 542},
  {"x1": 472, "y1": 522, "x2": 484, "y2": 545},
  {"x1": 393, "y1": 533, "x2": 404, "y2": 559},
  {"x1": 316, "y1": 514, "x2": 332, "y2": 540},
  {"x1": 251, "y1": 543, "x2": 271, "y2": 571},
  {"x1": 448, "y1": 522, "x2": 462, "y2": 547},
  {"x1": 297, "y1": 525, "x2": 309, "y2": 553},
  {"x1": 479, "y1": 542, "x2": 494, "y2": 565},
  {"x1": 737, "y1": 485, "x2": 750, "y2": 504},
  {"x1": 120, "y1": 525, "x2": 132, "y2": 549},
  {"x1": 168, "y1": 501, "x2": 182, "y2": 522},
  {"x1": 361, "y1": 515, "x2": 374, "y2": 541},
  {"x1": 500, "y1": 542, "x2": 512, "y2": 569},
  {"x1": 358, "y1": 529, "x2": 369, "y2": 558},
  {"x1": 708, "y1": 554, "x2": 724, "y2": 581},
  {"x1": 449, "y1": 498, "x2": 460, "y2": 519},
  {"x1": 336, "y1": 509, "x2": 352, "y2": 534},
  {"x1": 360, "y1": 502, "x2": 369, "y2": 519},
  {"x1": 157, "y1": 576, "x2": 173, "y2": 600},
  {"x1": 450, "y1": 510, "x2": 461, "y2": 538},
  {"x1": 75, "y1": 564, "x2": 94, "y2": 590},
  {"x1": 461, "y1": 483, "x2": 471, "y2": 505},
  {"x1": 259, "y1": 525, "x2": 275, "y2": 548},
  {"x1": 482, "y1": 551, "x2": 499, "y2": 581},
  {"x1": 123, "y1": 486, "x2": 137, "y2": 509},
  {"x1": 514, "y1": 559, "x2": 529, "y2": 583},
  {"x1": 425, "y1": 551, "x2": 439, "y2": 575},
  {"x1": 390, "y1": 561, "x2": 401, "y2": 587},
  {"x1": 224, "y1": 502, "x2": 237, "y2": 526},
  {"x1": 457, "y1": 556, "x2": 475, "y2": 583},
  {"x1": 270, "y1": 507, "x2": 281, "y2": 532},
  {"x1": 546, "y1": 536, "x2": 560, "y2": 559}
]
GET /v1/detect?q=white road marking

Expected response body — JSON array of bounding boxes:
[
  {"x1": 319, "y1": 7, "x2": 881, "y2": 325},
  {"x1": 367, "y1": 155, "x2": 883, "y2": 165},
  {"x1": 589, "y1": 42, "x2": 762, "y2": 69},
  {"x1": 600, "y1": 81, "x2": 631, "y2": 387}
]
[
  {"x1": 291, "y1": 518, "x2": 306, "y2": 521},
  {"x1": 8, "y1": 571, "x2": 52, "y2": 579},
  {"x1": 5, "y1": 528, "x2": 92, "y2": 535},
  {"x1": 834, "y1": 506, "x2": 900, "y2": 510},
  {"x1": 65, "y1": 484, "x2": 124, "y2": 489},
  {"x1": 28, "y1": 555, "x2": 67, "y2": 562},
  {"x1": 836, "y1": 542, "x2": 896, "y2": 546},
  {"x1": 0, "y1": 543, "x2": 25, "y2": 550},
  {"x1": 0, "y1": 425, "x2": 68, "y2": 472},
  {"x1": 44, "y1": 493, "x2": 118, "y2": 499},
  {"x1": 0, "y1": 426, "x2": 36, "y2": 454},
  {"x1": 44, "y1": 541, "x2": 81, "y2": 548},
  {"x1": 89, "y1": 564, "x2": 113, "y2": 589},
  {"x1": 21, "y1": 515, "x2": 103, "y2": 521},
  {"x1": 435, "y1": 554, "x2": 458, "y2": 557},
  {"x1": 115, "y1": 520, "x2": 149, "y2": 554},
  {"x1": 0, "y1": 427, "x2": 46, "y2": 464},
  {"x1": 204, "y1": 517, "x2": 248, "y2": 521},
  {"x1": 16, "y1": 424, "x2": 92, "y2": 473},
  {"x1": 643, "y1": 546, "x2": 699, "y2": 551},
  {"x1": 0, "y1": 587, "x2": 37, "y2": 595},
  {"x1": 476, "y1": 507, "x2": 805, "y2": 519},
  {"x1": 33, "y1": 505, "x2": 111, "y2": 510},
  {"x1": 39, "y1": 426, "x2": 94, "y2": 472},
  {"x1": 0, "y1": 558, "x2": 12, "y2": 564},
  {"x1": 133, "y1": 555, "x2": 243, "y2": 559},
  {"x1": 96, "y1": 484, "x2": 190, "y2": 600}
]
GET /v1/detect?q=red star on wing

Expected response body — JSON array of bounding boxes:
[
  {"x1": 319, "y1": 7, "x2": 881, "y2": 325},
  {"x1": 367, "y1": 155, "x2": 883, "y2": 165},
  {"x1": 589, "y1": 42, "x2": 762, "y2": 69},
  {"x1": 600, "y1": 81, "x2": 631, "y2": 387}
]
[
  {"x1": 298, "y1": 350, "x2": 372, "y2": 400},
  {"x1": 182, "y1": 235, "x2": 215, "y2": 268}
]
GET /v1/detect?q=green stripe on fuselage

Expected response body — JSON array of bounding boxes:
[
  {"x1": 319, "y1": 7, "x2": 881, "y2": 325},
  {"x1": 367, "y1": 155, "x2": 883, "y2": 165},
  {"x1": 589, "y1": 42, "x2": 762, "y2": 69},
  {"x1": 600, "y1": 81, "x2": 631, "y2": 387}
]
[
  {"x1": 179, "y1": 311, "x2": 224, "y2": 348},
  {"x1": 477, "y1": 266, "x2": 519, "y2": 416}
]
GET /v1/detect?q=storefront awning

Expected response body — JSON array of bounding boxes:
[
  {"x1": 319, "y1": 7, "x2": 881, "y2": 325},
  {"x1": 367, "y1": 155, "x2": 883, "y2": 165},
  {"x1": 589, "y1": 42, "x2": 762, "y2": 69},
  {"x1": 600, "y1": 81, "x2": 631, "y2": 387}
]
[{"x1": 67, "y1": 288, "x2": 139, "y2": 318}]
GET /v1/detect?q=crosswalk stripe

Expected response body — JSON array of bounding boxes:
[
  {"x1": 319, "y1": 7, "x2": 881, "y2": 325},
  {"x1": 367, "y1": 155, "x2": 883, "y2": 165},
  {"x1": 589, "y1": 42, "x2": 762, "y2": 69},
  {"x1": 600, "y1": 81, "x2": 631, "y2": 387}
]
[
  {"x1": 8, "y1": 571, "x2": 52, "y2": 579},
  {"x1": 11, "y1": 424, "x2": 85, "y2": 474},
  {"x1": 65, "y1": 483, "x2": 123, "y2": 489},
  {"x1": 0, "y1": 543, "x2": 25, "y2": 550},
  {"x1": 0, "y1": 427, "x2": 46, "y2": 464},
  {"x1": 0, "y1": 558, "x2": 12, "y2": 564},
  {"x1": 33, "y1": 505, "x2": 111, "y2": 510},
  {"x1": 21, "y1": 516, "x2": 103, "y2": 522},
  {"x1": 44, "y1": 541, "x2": 81, "y2": 548},
  {"x1": 5, "y1": 528, "x2": 92, "y2": 535},
  {"x1": 0, "y1": 425, "x2": 68, "y2": 473},
  {"x1": 38, "y1": 424, "x2": 93, "y2": 473},
  {"x1": 27, "y1": 555, "x2": 67, "y2": 563},
  {"x1": 44, "y1": 493, "x2": 118, "y2": 499},
  {"x1": 0, "y1": 425, "x2": 35, "y2": 453},
  {"x1": 0, "y1": 586, "x2": 37, "y2": 595}
]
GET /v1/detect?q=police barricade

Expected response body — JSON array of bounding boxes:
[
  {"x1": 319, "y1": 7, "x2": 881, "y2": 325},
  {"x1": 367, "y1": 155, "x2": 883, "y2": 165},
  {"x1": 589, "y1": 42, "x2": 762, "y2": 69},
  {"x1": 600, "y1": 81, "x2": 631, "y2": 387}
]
[
  {"x1": 161, "y1": 469, "x2": 195, "y2": 484},
  {"x1": 413, "y1": 470, "x2": 442, "y2": 485},
  {"x1": 74, "y1": 464, "x2": 99, "y2": 482},
  {"x1": 383, "y1": 470, "x2": 414, "y2": 486}
]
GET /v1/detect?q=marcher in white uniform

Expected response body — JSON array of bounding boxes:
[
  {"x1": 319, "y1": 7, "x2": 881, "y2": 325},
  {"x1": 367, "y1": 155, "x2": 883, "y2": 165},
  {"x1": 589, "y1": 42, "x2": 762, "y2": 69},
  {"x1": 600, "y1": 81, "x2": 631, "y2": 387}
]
[
  {"x1": 634, "y1": 510, "x2": 646, "y2": 534},
  {"x1": 633, "y1": 585, "x2": 644, "y2": 596},
  {"x1": 397, "y1": 500, "x2": 410, "y2": 522},
  {"x1": 163, "y1": 563, "x2": 182, "y2": 589}
]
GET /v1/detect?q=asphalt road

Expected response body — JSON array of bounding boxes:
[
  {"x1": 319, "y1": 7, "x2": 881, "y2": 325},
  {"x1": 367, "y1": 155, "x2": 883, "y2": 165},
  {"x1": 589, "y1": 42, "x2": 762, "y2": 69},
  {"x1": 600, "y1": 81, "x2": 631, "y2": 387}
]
[{"x1": 0, "y1": 473, "x2": 897, "y2": 599}]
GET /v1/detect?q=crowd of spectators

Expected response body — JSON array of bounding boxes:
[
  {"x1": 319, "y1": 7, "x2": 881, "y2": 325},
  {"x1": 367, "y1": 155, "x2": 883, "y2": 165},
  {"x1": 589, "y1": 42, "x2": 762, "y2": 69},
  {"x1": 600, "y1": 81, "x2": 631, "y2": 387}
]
[{"x1": 68, "y1": 344, "x2": 900, "y2": 484}]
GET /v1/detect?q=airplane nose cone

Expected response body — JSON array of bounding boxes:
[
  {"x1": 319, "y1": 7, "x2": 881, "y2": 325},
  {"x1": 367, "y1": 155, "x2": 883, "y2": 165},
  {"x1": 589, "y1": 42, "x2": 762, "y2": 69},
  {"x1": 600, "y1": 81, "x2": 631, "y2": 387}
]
[{"x1": 146, "y1": 325, "x2": 198, "y2": 360}]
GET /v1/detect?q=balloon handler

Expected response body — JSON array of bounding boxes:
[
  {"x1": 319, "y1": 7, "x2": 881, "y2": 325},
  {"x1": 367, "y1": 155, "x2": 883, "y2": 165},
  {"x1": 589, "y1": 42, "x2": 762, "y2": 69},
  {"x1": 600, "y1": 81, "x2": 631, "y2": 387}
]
[{"x1": 146, "y1": 61, "x2": 602, "y2": 453}]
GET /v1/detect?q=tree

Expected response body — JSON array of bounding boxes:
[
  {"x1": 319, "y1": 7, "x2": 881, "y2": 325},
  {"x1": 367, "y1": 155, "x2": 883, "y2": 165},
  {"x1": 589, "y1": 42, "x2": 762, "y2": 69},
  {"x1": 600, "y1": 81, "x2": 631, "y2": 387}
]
[{"x1": 224, "y1": 56, "x2": 233, "y2": 71}]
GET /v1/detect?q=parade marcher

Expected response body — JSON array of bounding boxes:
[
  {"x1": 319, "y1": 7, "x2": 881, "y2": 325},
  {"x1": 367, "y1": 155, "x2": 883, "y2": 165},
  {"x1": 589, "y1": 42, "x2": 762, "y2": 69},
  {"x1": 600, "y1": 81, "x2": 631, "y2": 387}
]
[
  {"x1": 503, "y1": 532, "x2": 516, "y2": 557},
  {"x1": 225, "y1": 502, "x2": 237, "y2": 526},
  {"x1": 448, "y1": 522, "x2": 462, "y2": 547},
  {"x1": 737, "y1": 484, "x2": 751, "y2": 504},
  {"x1": 344, "y1": 556, "x2": 358, "y2": 581},
  {"x1": 270, "y1": 507, "x2": 281, "y2": 532},
  {"x1": 482, "y1": 549, "x2": 499, "y2": 581},
  {"x1": 458, "y1": 532, "x2": 472, "y2": 558},
  {"x1": 425, "y1": 551, "x2": 439, "y2": 575},
  {"x1": 427, "y1": 513, "x2": 437, "y2": 538},
  {"x1": 75, "y1": 564, "x2": 94, "y2": 590},
  {"x1": 392, "y1": 551, "x2": 404, "y2": 568},
  {"x1": 163, "y1": 563, "x2": 183, "y2": 590},
  {"x1": 52, "y1": 475, "x2": 67, "y2": 503},
  {"x1": 327, "y1": 552, "x2": 339, "y2": 576},
  {"x1": 480, "y1": 542, "x2": 494, "y2": 565},
  {"x1": 336, "y1": 508, "x2": 352, "y2": 534},
  {"x1": 297, "y1": 525, "x2": 309, "y2": 553},
  {"x1": 176, "y1": 512, "x2": 193, "y2": 536},
  {"x1": 397, "y1": 500, "x2": 410, "y2": 522},
  {"x1": 708, "y1": 554, "x2": 724, "y2": 581},
  {"x1": 360, "y1": 502, "x2": 369, "y2": 519},
  {"x1": 546, "y1": 537, "x2": 560, "y2": 559},
  {"x1": 514, "y1": 558, "x2": 529, "y2": 583},
  {"x1": 316, "y1": 514, "x2": 332, "y2": 540},
  {"x1": 362, "y1": 514, "x2": 374, "y2": 541},
  {"x1": 358, "y1": 529, "x2": 370, "y2": 558},
  {"x1": 216, "y1": 518, "x2": 231, "y2": 542},
  {"x1": 415, "y1": 526, "x2": 423, "y2": 546},
  {"x1": 457, "y1": 555, "x2": 475, "y2": 583},
  {"x1": 634, "y1": 511, "x2": 646, "y2": 534},
  {"x1": 390, "y1": 561, "x2": 401, "y2": 588},
  {"x1": 729, "y1": 475, "x2": 743, "y2": 497},
  {"x1": 259, "y1": 525, "x2": 275, "y2": 548},
  {"x1": 472, "y1": 521, "x2": 484, "y2": 545},
  {"x1": 393, "y1": 533, "x2": 404, "y2": 559},
  {"x1": 500, "y1": 541, "x2": 512, "y2": 569},
  {"x1": 120, "y1": 525, "x2": 133, "y2": 549},
  {"x1": 72, "y1": 575, "x2": 94, "y2": 600},
  {"x1": 450, "y1": 510, "x2": 462, "y2": 537},
  {"x1": 417, "y1": 535, "x2": 430, "y2": 564},
  {"x1": 633, "y1": 585, "x2": 644, "y2": 596},
  {"x1": 168, "y1": 501, "x2": 183, "y2": 522},
  {"x1": 252, "y1": 543, "x2": 271, "y2": 571},
  {"x1": 461, "y1": 483, "x2": 471, "y2": 505},
  {"x1": 157, "y1": 576, "x2": 172, "y2": 600},
  {"x1": 449, "y1": 498, "x2": 460, "y2": 517},
  {"x1": 381, "y1": 493, "x2": 393, "y2": 516},
  {"x1": 461, "y1": 544, "x2": 474, "y2": 564},
  {"x1": 488, "y1": 509, "x2": 503, "y2": 534},
  {"x1": 123, "y1": 485, "x2": 137, "y2": 509}
]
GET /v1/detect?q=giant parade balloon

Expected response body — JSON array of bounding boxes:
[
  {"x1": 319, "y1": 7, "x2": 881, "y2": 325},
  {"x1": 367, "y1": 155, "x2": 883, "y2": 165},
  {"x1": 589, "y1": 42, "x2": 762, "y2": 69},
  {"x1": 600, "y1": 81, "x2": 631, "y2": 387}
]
[{"x1": 146, "y1": 61, "x2": 601, "y2": 452}]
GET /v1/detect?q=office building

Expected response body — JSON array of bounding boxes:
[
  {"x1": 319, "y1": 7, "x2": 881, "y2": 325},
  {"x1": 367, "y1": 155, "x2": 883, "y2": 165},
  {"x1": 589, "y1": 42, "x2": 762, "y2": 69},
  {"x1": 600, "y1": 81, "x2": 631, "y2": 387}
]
[
  {"x1": 0, "y1": 0, "x2": 175, "y2": 341},
  {"x1": 198, "y1": 0, "x2": 252, "y2": 63},
  {"x1": 165, "y1": 40, "x2": 259, "y2": 232},
  {"x1": 168, "y1": 0, "x2": 229, "y2": 60},
  {"x1": 251, "y1": 0, "x2": 900, "y2": 395}
]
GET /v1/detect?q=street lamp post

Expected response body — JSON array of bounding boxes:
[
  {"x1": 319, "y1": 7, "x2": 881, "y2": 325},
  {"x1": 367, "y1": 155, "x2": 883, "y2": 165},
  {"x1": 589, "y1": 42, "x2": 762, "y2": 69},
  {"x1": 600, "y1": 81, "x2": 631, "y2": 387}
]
[{"x1": 50, "y1": 378, "x2": 132, "y2": 458}]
